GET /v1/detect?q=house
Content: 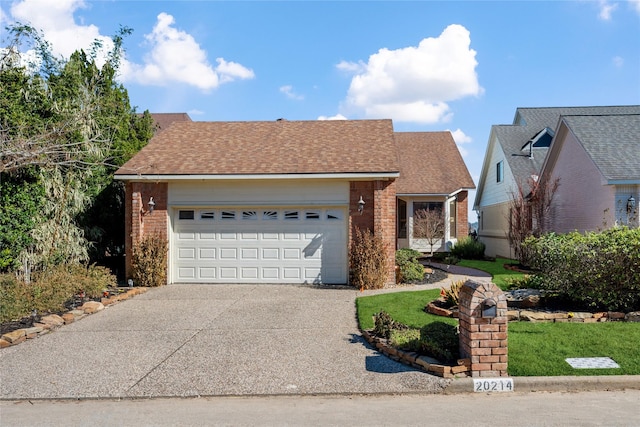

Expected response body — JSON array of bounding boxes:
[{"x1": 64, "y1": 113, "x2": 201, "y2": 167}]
[
  {"x1": 115, "y1": 119, "x2": 474, "y2": 285},
  {"x1": 473, "y1": 106, "x2": 640, "y2": 258},
  {"x1": 395, "y1": 132, "x2": 475, "y2": 252},
  {"x1": 538, "y1": 113, "x2": 640, "y2": 232}
]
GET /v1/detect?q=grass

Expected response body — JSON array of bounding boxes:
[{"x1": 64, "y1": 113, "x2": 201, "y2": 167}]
[
  {"x1": 456, "y1": 257, "x2": 524, "y2": 289},
  {"x1": 356, "y1": 290, "x2": 640, "y2": 376}
]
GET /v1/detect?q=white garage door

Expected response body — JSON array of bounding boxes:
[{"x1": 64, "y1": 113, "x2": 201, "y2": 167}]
[{"x1": 172, "y1": 207, "x2": 347, "y2": 284}]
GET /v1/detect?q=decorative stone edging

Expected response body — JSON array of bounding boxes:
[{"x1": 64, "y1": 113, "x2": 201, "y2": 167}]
[
  {"x1": 425, "y1": 301, "x2": 640, "y2": 323},
  {"x1": 0, "y1": 287, "x2": 148, "y2": 349},
  {"x1": 360, "y1": 329, "x2": 470, "y2": 379}
]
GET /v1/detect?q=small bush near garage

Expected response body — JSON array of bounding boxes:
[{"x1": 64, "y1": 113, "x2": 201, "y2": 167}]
[
  {"x1": 450, "y1": 236, "x2": 485, "y2": 260},
  {"x1": 131, "y1": 234, "x2": 168, "y2": 287},
  {"x1": 395, "y1": 248, "x2": 424, "y2": 282},
  {"x1": 0, "y1": 264, "x2": 116, "y2": 323},
  {"x1": 523, "y1": 227, "x2": 640, "y2": 312},
  {"x1": 349, "y1": 227, "x2": 389, "y2": 290}
]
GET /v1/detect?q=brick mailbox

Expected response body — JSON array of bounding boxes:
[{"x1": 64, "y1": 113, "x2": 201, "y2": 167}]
[{"x1": 458, "y1": 280, "x2": 508, "y2": 377}]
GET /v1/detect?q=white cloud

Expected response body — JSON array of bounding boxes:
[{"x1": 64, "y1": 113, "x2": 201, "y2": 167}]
[
  {"x1": 125, "y1": 13, "x2": 254, "y2": 91},
  {"x1": 280, "y1": 85, "x2": 304, "y2": 100},
  {"x1": 631, "y1": 0, "x2": 640, "y2": 14},
  {"x1": 613, "y1": 56, "x2": 624, "y2": 67},
  {"x1": 317, "y1": 114, "x2": 348, "y2": 120},
  {"x1": 9, "y1": 0, "x2": 114, "y2": 66},
  {"x1": 597, "y1": 0, "x2": 618, "y2": 20},
  {"x1": 339, "y1": 24, "x2": 482, "y2": 124},
  {"x1": 5, "y1": 3, "x2": 254, "y2": 92},
  {"x1": 448, "y1": 128, "x2": 472, "y2": 144},
  {"x1": 187, "y1": 109, "x2": 205, "y2": 116}
]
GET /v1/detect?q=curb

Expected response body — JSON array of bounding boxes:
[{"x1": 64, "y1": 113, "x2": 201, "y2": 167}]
[{"x1": 443, "y1": 375, "x2": 640, "y2": 394}]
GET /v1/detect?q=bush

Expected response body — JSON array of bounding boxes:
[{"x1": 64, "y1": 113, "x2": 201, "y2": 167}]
[
  {"x1": 0, "y1": 264, "x2": 117, "y2": 323},
  {"x1": 350, "y1": 228, "x2": 389, "y2": 290},
  {"x1": 131, "y1": 234, "x2": 168, "y2": 287},
  {"x1": 503, "y1": 274, "x2": 545, "y2": 290},
  {"x1": 523, "y1": 227, "x2": 640, "y2": 311},
  {"x1": 395, "y1": 248, "x2": 424, "y2": 283},
  {"x1": 441, "y1": 280, "x2": 464, "y2": 307},
  {"x1": 450, "y1": 236, "x2": 485, "y2": 260},
  {"x1": 419, "y1": 321, "x2": 460, "y2": 364},
  {"x1": 389, "y1": 328, "x2": 421, "y2": 352}
]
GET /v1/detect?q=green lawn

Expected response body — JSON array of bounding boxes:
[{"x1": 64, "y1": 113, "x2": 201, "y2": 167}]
[
  {"x1": 456, "y1": 257, "x2": 524, "y2": 289},
  {"x1": 356, "y1": 290, "x2": 640, "y2": 376}
]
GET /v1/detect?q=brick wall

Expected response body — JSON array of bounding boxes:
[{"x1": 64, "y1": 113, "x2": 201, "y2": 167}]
[
  {"x1": 350, "y1": 180, "x2": 396, "y2": 284},
  {"x1": 457, "y1": 191, "x2": 469, "y2": 239},
  {"x1": 458, "y1": 280, "x2": 508, "y2": 377},
  {"x1": 124, "y1": 182, "x2": 168, "y2": 280}
]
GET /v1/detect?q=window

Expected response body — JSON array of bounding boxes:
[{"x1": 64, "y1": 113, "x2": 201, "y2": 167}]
[
  {"x1": 242, "y1": 211, "x2": 258, "y2": 220},
  {"x1": 412, "y1": 202, "x2": 444, "y2": 238},
  {"x1": 200, "y1": 211, "x2": 215, "y2": 220},
  {"x1": 221, "y1": 211, "x2": 236, "y2": 220},
  {"x1": 262, "y1": 210, "x2": 278, "y2": 220},
  {"x1": 179, "y1": 210, "x2": 195, "y2": 220},
  {"x1": 305, "y1": 210, "x2": 320, "y2": 220},
  {"x1": 284, "y1": 210, "x2": 299, "y2": 220},
  {"x1": 397, "y1": 199, "x2": 407, "y2": 239},
  {"x1": 496, "y1": 160, "x2": 504, "y2": 183}
]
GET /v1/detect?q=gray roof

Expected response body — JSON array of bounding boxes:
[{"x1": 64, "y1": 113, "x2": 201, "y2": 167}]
[
  {"x1": 561, "y1": 114, "x2": 640, "y2": 182},
  {"x1": 497, "y1": 106, "x2": 640, "y2": 192}
]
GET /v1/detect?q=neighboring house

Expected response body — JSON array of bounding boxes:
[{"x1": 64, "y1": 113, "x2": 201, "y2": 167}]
[
  {"x1": 538, "y1": 113, "x2": 640, "y2": 233},
  {"x1": 395, "y1": 132, "x2": 475, "y2": 252},
  {"x1": 115, "y1": 119, "x2": 474, "y2": 285},
  {"x1": 474, "y1": 106, "x2": 640, "y2": 258}
]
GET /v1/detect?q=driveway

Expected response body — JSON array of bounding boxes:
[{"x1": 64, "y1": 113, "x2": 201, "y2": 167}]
[{"x1": 0, "y1": 283, "x2": 458, "y2": 400}]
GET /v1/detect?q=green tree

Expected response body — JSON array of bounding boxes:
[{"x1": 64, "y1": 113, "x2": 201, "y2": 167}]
[{"x1": 0, "y1": 24, "x2": 154, "y2": 274}]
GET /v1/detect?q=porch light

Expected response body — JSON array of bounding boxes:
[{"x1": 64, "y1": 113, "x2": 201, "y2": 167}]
[
  {"x1": 147, "y1": 197, "x2": 156, "y2": 215},
  {"x1": 358, "y1": 196, "x2": 365, "y2": 214},
  {"x1": 628, "y1": 195, "x2": 636, "y2": 214}
]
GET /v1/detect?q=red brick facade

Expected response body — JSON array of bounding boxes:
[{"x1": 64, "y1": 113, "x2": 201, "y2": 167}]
[
  {"x1": 456, "y1": 191, "x2": 470, "y2": 240},
  {"x1": 124, "y1": 182, "x2": 168, "y2": 280},
  {"x1": 350, "y1": 180, "x2": 397, "y2": 284}
]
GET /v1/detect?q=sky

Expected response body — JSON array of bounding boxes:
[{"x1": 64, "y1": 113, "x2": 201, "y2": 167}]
[{"x1": 2, "y1": 0, "x2": 640, "y2": 222}]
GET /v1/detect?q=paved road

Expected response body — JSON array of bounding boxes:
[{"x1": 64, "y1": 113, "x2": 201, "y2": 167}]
[{"x1": 2, "y1": 390, "x2": 639, "y2": 426}]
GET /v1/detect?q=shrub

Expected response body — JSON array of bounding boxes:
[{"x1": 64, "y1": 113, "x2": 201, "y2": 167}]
[
  {"x1": 503, "y1": 274, "x2": 545, "y2": 290},
  {"x1": 441, "y1": 280, "x2": 464, "y2": 307},
  {"x1": 131, "y1": 234, "x2": 168, "y2": 287},
  {"x1": 450, "y1": 236, "x2": 485, "y2": 260},
  {"x1": 419, "y1": 321, "x2": 460, "y2": 364},
  {"x1": 350, "y1": 227, "x2": 389, "y2": 290},
  {"x1": 389, "y1": 328, "x2": 421, "y2": 352},
  {"x1": 0, "y1": 264, "x2": 117, "y2": 323},
  {"x1": 373, "y1": 310, "x2": 407, "y2": 339},
  {"x1": 395, "y1": 248, "x2": 424, "y2": 283},
  {"x1": 523, "y1": 227, "x2": 640, "y2": 311}
]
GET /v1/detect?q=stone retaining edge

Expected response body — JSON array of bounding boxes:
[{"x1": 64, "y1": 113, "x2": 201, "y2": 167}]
[{"x1": 0, "y1": 288, "x2": 148, "y2": 349}]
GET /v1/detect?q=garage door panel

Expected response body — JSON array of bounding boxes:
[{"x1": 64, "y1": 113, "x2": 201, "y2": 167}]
[{"x1": 173, "y1": 207, "x2": 347, "y2": 284}]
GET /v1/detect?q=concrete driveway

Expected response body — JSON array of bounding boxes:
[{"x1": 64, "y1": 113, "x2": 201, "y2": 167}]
[{"x1": 0, "y1": 283, "x2": 451, "y2": 400}]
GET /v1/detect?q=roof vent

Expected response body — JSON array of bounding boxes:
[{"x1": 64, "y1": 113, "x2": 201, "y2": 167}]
[{"x1": 276, "y1": 118, "x2": 287, "y2": 121}]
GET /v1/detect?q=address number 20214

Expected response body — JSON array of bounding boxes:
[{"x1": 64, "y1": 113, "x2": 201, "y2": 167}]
[{"x1": 473, "y1": 378, "x2": 514, "y2": 393}]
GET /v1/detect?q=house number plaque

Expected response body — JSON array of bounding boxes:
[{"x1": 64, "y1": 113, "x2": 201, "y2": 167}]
[{"x1": 473, "y1": 378, "x2": 514, "y2": 392}]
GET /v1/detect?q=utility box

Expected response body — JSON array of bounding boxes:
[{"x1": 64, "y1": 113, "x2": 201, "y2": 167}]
[{"x1": 458, "y1": 280, "x2": 508, "y2": 377}]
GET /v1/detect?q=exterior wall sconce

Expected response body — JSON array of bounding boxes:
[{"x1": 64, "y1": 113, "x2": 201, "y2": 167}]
[
  {"x1": 142, "y1": 196, "x2": 156, "y2": 216},
  {"x1": 358, "y1": 195, "x2": 365, "y2": 214},
  {"x1": 628, "y1": 195, "x2": 636, "y2": 214}
]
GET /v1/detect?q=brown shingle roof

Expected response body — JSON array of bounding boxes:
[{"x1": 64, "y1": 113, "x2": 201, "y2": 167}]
[
  {"x1": 116, "y1": 119, "x2": 399, "y2": 176},
  {"x1": 149, "y1": 113, "x2": 192, "y2": 133},
  {"x1": 394, "y1": 132, "x2": 475, "y2": 194}
]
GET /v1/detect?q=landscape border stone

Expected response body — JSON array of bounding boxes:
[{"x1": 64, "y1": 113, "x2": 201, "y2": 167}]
[{"x1": 0, "y1": 287, "x2": 147, "y2": 349}]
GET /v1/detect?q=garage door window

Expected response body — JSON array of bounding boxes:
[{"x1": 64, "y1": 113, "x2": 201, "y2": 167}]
[
  {"x1": 284, "y1": 210, "x2": 299, "y2": 220},
  {"x1": 242, "y1": 211, "x2": 258, "y2": 220},
  {"x1": 326, "y1": 209, "x2": 343, "y2": 220},
  {"x1": 305, "y1": 210, "x2": 321, "y2": 220},
  {"x1": 221, "y1": 211, "x2": 236, "y2": 220},
  {"x1": 262, "y1": 210, "x2": 278, "y2": 220},
  {"x1": 179, "y1": 210, "x2": 195, "y2": 220},
  {"x1": 200, "y1": 211, "x2": 215, "y2": 220}
]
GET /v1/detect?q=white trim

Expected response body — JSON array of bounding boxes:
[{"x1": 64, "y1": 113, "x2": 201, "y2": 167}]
[{"x1": 115, "y1": 172, "x2": 399, "y2": 181}]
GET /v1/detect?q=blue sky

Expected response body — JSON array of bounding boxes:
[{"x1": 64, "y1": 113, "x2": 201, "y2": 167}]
[{"x1": 2, "y1": 0, "x2": 640, "y2": 222}]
